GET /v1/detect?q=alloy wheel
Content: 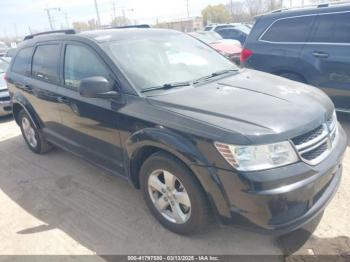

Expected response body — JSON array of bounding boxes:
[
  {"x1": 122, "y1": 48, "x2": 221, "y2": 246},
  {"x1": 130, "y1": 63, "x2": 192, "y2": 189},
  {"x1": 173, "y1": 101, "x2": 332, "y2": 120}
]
[
  {"x1": 148, "y1": 169, "x2": 191, "y2": 224},
  {"x1": 22, "y1": 116, "x2": 38, "y2": 148}
]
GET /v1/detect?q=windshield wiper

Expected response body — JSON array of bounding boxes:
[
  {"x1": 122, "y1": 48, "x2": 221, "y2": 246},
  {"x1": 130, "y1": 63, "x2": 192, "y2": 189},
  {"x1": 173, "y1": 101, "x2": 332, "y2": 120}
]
[
  {"x1": 193, "y1": 69, "x2": 238, "y2": 84},
  {"x1": 141, "y1": 81, "x2": 192, "y2": 93}
]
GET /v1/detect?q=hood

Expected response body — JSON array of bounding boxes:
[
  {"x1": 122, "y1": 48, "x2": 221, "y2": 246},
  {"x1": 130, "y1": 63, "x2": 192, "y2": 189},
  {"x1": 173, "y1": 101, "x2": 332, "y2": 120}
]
[
  {"x1": 147, "y1": 69, "x2": 334, "y2": 144},
  {"x1": 210, "y1": 40, "x2": 242, "y2": 55}
]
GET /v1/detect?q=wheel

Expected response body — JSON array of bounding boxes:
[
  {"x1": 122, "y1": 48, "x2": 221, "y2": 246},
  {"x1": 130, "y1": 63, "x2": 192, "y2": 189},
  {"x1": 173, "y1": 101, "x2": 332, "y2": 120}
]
[
  {"x1": 278, "y1": 72, "x2": 306, "y2": 83},
  {"x1": 140, "y1": 151, "x2": 211, "y2": 235},
  {"x1": 18, "y1": 110, "x2": 53, "y2": 154}
]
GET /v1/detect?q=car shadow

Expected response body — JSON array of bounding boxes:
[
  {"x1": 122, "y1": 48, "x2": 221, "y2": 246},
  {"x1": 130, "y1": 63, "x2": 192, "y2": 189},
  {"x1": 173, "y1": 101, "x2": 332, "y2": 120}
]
[
  {"x1": 338, "y1": 112, "x2": 350, "y2": 146},
  {"x1": 0, "y1": 135, "x2": 281, "y2": 255},
  {"x1": 0, "y1": 114, "x2": 13, "y2": 123},
  {"x1": 277, "y1": 213, "x2": 350, "y2": 258}
]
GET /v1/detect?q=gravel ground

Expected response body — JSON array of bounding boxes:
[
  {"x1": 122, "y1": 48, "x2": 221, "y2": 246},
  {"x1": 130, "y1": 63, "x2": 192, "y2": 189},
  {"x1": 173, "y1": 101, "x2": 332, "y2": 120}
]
[{"x1": 0, "y1": 113, "x2": 349, "y2": 257}]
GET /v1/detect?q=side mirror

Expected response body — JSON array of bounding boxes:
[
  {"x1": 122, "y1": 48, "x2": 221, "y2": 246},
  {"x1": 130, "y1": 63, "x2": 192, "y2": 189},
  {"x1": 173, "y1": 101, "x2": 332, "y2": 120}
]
[{"x1": 79, "y1": 76, "x2": 119, "y2": 99}]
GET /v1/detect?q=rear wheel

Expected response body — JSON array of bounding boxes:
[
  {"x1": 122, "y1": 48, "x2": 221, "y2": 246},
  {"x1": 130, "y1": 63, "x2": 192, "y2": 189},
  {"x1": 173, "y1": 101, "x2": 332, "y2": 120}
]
[
  {"x1": 18, "y1": 110, "x2": 52, "y2": 154},
  {"x1": 140, "y1": 151, "x2": 211, "y2": 235}
]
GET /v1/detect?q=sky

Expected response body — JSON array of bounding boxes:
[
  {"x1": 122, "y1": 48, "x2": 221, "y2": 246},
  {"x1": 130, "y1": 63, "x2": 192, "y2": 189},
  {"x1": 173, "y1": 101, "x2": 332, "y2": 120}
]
[
  {"x1": 0, "y1": 0, "x2": 229, "y2": 37},
  {"x1": 0, "y1": 0, "x2": 316, "y2": 38}
]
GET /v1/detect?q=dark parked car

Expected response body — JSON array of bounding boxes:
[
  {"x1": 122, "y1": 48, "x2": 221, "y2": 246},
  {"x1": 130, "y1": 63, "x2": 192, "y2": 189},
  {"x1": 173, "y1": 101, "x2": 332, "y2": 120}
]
[
  {"x1": 0, "y1": 57, "x2": 12, "y2": 116},
  {"x1": 6, "y1": 29, "x2": 346, "y2": 235},
  {"x1": 216, "y1": 25, "x2": 251, "y2": 45},
  {"x1": 242, "y1": 3, "x2": 350, "y2": 112}
]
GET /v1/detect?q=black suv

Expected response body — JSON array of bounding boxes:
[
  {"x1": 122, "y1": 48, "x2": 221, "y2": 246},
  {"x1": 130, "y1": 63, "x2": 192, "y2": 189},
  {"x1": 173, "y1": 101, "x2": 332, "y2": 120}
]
[
  {"x1": 6, "y1": 28, "x2": 346, "y2": 235},
  {"x1": 242, "y1": 3, "x2": 350, "y2": 112}
]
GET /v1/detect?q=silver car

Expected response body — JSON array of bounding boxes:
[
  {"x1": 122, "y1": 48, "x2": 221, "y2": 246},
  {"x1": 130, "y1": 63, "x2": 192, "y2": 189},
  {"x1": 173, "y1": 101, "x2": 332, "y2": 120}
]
[{"x1": 0, "y1": 57, "x2": 12, "y2": 116}]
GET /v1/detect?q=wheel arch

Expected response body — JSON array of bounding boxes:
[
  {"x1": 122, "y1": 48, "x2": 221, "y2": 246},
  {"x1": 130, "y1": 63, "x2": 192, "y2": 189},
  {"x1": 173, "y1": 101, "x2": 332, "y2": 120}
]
[
  {"x1": 12, "y1": 101, "x2": 42, "y2": 129},
  {"x1": 124, "y1": 127, "x2": 232, "y2": 219},
  {"x1": 125, "y1": 127, "x2": 209, "y2": 189}
]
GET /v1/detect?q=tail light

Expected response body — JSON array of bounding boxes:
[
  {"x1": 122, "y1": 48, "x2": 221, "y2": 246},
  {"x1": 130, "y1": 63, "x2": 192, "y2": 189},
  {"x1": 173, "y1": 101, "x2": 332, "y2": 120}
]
[
  {"x1": 3, "y1": 73, "x2": 8, "y2": 82},
  {"x1": 240, "y1": 48, "x2": 253, "y2": 63}
]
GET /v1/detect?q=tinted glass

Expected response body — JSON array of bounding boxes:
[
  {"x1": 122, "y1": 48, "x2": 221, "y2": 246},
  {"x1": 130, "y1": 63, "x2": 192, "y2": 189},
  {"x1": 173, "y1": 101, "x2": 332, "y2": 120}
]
[
  {"x1": 218, "y1": 29, "x2": 241, "y2": 37},
  {"x1": 312, "y1": 13, "x2": 350, "y2": 43},
  {"x1": 104, "y1": 32, "x2": 236, "y2": 91},
  {"x1": 261, "y1": 16, "x2": 315, "y2": 42},
  {"x1": 64, "y1": 45, "x2": 111, "y2": 89},
  {"x1": 32, "y1": 45, "x2": 60, "y2": 83},
  {"x1": 12, "y1": 47, "x2": 33, "y2": 76}
]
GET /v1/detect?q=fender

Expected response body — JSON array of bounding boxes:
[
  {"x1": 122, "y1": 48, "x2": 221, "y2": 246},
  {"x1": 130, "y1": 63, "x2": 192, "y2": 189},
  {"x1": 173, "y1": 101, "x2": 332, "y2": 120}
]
[
  {"x1": 125, "y1": 127, "x2": 210, "y2": 170},
  {"x1": 124, "y1": 127, "x2": 232, "y2": 218},
  {"x1": 12, "y1": 92, "x2": 43, "y2": 129}
]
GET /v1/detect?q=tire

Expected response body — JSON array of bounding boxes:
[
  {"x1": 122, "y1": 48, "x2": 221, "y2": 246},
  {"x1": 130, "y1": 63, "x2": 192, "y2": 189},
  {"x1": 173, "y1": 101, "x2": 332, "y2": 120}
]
[
  {"x1": 140, "y1": 152, "x2": 212, "y2": 235},
  {"x1": 278, "y1": 72, "x2": 306, "y2": 83},
  {"x1": 18, "y1": 110, "x2": 53, "y2": 154}
]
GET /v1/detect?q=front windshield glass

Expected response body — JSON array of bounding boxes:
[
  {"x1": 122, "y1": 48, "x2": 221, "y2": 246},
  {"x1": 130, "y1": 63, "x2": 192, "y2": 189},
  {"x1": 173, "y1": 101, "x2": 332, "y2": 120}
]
[
  {"x1": 104, "y1": 32, "x2": 237, "y2": 91},
  {"x1": 0, "y1": 59, "x2": 9, "y2": 73}
]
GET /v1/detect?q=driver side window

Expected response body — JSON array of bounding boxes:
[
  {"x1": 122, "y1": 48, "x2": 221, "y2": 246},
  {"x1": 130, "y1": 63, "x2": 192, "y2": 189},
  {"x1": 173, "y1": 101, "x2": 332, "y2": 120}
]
[{"x1": 64, "y1": 44, "x2": 112, "y2": 90}]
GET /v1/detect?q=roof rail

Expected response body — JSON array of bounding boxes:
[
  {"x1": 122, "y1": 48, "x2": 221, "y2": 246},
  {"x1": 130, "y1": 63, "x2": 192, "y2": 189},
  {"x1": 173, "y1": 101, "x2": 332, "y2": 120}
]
[
  {"x1": 24, "y1": 29, "x2": 76, "y2": 40},
  {"x1": 270, "y1": 0, "x2": 350, "y2": 13},
  {"x1": 109, "y1": 24, "x2": 151, "y2": 29}
]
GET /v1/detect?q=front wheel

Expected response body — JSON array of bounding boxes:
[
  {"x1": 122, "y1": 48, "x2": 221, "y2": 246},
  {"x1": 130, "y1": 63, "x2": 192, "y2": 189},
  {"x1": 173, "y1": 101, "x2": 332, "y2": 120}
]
[{"x1": 140, "y1": 151, "x2": 212, "y2": 235}]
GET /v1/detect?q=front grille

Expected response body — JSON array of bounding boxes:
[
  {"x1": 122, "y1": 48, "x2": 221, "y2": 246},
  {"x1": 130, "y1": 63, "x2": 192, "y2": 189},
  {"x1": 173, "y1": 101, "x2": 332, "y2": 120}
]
[
  {"x1": 0, "y1": 96, "x2": 10, "y2": 102},
  {"x1": 292, "y1": 125, "x2": 325, "y2": 146},
  {"x1": 301, "y1": 141, "x2": 328, "y2": 161},
  {"x1": 291, "y1": 113, "x2": 338, "y2": 165}
]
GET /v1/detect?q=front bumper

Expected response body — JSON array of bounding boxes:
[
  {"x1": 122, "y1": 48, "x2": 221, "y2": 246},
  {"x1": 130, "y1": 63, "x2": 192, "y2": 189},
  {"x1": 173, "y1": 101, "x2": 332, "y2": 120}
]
[
  {"x1": 0, "y1": 100, "x2": 12, "y2": 116},
  {"x1": 193, "y1": 124, "x2": 347, "y2": 234}
]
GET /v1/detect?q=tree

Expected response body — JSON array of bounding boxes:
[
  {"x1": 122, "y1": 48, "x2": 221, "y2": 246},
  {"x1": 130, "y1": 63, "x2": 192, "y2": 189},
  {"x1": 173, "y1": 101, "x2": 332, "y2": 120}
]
[
  {"x1": 111, "y1": 16, "x2": 131, "y2": 27},
  {"x1": 226, "y1": 1, "x2": 250, "y2": 22},
  {"x1": 72, "y1": 22, "x2": 90, "y2": 31},
  {"x1": 245, "y1": 0, "x2": 265, "y2": 17},
  {"x1": 201, "y1": 4, "x2": 232, "y2": 25}
]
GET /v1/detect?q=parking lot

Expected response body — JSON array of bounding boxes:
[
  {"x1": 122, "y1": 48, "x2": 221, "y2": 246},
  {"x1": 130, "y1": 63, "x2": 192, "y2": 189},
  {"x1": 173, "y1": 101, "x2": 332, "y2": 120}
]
[{"x1": 0, "y1": 113, "x2": 349, "y2": 256}]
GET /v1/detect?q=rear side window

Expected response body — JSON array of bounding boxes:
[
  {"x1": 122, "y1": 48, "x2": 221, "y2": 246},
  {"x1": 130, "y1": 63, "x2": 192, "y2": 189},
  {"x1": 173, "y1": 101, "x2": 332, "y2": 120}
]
[
  {"x1": 311, "y1": 12, "x2": 350, "y2": 43},
  {"x1": 261, "y1": 16, "x2": 315, "y2": 42},
  {"x1": 32, "y1": 44, "x2": 60, "y2": 83},
  {"x1": 218, "y1": 29, "x2": 241, "y2": 38},
  {"x1": 12, "y1": 47, "x2": 33, "y2": 76},
  {"x1": 64, "y1": 44, "x2": 111, "y2": 89}
]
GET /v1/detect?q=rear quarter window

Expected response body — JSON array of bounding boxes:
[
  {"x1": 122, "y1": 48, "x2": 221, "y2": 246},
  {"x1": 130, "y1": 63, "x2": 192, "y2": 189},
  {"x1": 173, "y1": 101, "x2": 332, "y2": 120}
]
[
  {"x1": 261, "y1": 15, "x2": 315, "y2": 42},
  {"x1": 11, "y1": 47, "x2": 33, "y2": 76}
]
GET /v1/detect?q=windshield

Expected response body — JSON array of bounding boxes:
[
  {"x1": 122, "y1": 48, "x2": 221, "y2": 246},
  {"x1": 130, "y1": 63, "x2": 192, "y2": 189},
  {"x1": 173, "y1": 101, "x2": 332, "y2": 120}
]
[
  {"x1": 0, "y1": 58, "x2": 9, "y2": 73},
  {"x1": 104, "y1": 32, "x2": 237, "y2": 91}
]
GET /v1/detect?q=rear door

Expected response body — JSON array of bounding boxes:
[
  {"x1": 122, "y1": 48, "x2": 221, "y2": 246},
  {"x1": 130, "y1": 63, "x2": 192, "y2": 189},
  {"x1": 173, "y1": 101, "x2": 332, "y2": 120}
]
[
  {"x1": 300, "y1": 11, "x2": 350, "y2": 110},
  {"x1": 8, "y1": 43, "x2": 62, "y2": 132},
  {"x1": 55, "y1": 41, "x2": 125, "y2": 176}
]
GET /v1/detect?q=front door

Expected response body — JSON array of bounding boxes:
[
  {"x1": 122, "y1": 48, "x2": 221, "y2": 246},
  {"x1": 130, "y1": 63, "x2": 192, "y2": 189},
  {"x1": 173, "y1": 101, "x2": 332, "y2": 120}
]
[
  {"x1": 56, "y1": 42, "x2": 125, "y2": 176},
  {"x1": 300, "y1": 12, "x2": 350, "y2": 110}
]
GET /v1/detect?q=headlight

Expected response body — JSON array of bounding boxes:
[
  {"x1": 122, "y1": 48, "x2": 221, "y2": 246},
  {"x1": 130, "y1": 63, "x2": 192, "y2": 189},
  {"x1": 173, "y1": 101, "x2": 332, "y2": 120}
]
[{"x1": 214, "y1": 141, "x2": 299, "y2": 171}]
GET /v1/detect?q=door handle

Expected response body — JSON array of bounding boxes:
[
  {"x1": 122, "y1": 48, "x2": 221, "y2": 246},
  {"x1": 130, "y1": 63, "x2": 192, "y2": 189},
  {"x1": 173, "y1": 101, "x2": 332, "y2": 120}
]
[{"x1": 312, "y1": 51, "x2": 329, "y2": 58}]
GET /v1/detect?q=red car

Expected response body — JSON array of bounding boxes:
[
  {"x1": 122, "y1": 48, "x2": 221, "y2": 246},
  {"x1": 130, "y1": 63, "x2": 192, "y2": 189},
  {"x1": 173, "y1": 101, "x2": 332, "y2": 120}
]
[{"x1": 188, "y1": 31, "x2": 242, "y2": 65}]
